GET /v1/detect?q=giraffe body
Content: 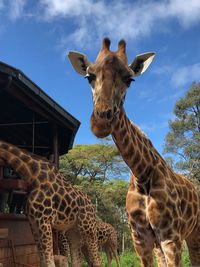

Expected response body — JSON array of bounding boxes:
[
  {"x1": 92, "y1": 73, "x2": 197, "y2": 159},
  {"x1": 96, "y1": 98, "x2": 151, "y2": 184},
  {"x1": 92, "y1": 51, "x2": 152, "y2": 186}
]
[
  {"x1": 58, "y1": 220, "x2": 120, "y2": 267},
  {"x1": 0, "y1": 140, "x2": 102, "y2": 267},
  {"x1": 68, "y1": 38, "x2": 200, "y2": 267}
]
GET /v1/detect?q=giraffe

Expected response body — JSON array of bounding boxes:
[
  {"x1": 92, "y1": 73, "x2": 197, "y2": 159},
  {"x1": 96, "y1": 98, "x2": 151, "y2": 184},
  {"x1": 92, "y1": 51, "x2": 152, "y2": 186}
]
[
  {"x1": 58, "y1": 220, "x2": 120, "y2": 267},
  {"x1": 54, "y1": 255, "x2": 68, "y2": 267},
  {"x1": 68, "y1": 38, "x2": 200, "y2": 267},
  {"x1": 0, "y1": 140, "x2": 102, "y2": 267}
]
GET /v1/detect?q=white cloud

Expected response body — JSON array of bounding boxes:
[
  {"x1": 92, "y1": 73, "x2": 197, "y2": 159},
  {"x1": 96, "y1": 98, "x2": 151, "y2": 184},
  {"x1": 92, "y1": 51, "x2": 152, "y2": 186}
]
[
  {"x1": 38, "y1": 0, "x2": 200, "y2": 48},
  {"x1": 1, "y1": 0, "x2": 200, "y2": 48},
  {"x1": 171, "y1": 63, "x2": 200, "y2": 87},
  {"x1": 8, "y1": 0, "x2": 26, "y2": 20}
]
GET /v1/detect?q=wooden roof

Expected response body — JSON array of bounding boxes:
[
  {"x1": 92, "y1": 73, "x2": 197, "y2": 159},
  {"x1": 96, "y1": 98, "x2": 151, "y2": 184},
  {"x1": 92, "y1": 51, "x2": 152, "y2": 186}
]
[{"x1": 0, "y1": 61, "x2": 80, "y2": 156}]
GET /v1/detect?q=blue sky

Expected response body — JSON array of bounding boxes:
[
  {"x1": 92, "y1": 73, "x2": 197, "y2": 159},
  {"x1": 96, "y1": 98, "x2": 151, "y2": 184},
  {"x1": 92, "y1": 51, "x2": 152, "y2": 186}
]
[{"x1": 0, "y1": 0, "x2": 200, "y2": 156}]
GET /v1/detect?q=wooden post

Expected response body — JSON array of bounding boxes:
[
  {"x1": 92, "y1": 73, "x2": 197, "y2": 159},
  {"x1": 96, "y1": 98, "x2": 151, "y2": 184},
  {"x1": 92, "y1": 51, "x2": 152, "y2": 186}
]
[
  {"x1": 53, "y1": 125, "x2": 59, "y2": 169},
  {"x1": 53, "y1": 124, "x2": 59, "y2": 255},
  {"x1": 122, "y1": 232, "x2": 125, "y2": 254}
]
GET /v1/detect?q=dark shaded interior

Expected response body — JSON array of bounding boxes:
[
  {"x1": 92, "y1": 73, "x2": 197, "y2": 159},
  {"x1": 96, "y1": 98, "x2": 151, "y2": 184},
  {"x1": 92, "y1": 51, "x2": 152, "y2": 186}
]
[{"x1": 0, "y1": 62, "x2": 80, "y2": 157}]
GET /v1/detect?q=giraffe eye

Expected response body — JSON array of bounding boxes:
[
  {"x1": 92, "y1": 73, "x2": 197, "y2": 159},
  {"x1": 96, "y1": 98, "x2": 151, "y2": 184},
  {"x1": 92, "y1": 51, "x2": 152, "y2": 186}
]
[
  {"x1": 123, "y1": 76, "x2": 135, "y2": 87},
  {"x1": 85, "y1": 73, "x2": 96, "y2": 84}
]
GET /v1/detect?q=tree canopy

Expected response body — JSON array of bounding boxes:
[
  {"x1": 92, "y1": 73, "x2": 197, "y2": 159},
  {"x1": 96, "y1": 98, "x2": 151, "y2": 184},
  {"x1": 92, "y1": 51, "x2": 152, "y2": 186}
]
[
  {"x1": 60, "y1": 140, "x2": 129, "y2": 184},
  {"x1": 164, "y1": 82, "x2": 200, "y2": 182},
  {"x1": 59, "y1": 140, "x2": 132, "y2": 251}
]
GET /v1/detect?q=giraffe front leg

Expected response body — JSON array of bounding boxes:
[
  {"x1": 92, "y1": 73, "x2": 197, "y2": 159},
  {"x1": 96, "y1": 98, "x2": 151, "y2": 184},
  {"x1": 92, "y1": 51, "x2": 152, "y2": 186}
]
[
  {"x1": 108, "y1": 242, "x2": 120, "y2": 267},
  {"x1": 131, "y1": 232, "x2": 154, "y2": 267},
  {"x1": 66, "y1": 229, "x2": 83, "y2": 267},
  {"x1": 84, "y1": 234, "x2": 102, "y2": 267},
  {"x1": 102, "y1": 244, "x2": 112, "y2": 267},
  {"x1": 186, "y1": 217, "x2": 200, "y2": 266},
  {"x1": 29, "y1": 218, "x2": 55, "y2": 267},
  {"x1": 161, "y1": 239, "x2": 182, "y2": 267},
  {"x1": 153, "y1": 247, "x2": 167, "y2": 267},
  {"x1": 58, "y1": 231, "x2": 70, "y2": 257}
]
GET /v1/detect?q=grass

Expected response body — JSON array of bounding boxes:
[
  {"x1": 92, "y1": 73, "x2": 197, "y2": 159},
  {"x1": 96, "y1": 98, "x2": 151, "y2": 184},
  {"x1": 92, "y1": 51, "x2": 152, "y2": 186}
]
[{"x1": 84, "y1": 249, "x2": 190, "y2": 267}]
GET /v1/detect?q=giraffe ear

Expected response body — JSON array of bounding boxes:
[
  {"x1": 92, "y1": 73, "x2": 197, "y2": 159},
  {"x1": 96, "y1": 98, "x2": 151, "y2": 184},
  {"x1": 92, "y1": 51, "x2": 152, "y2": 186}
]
[
  {"x1": 129, "y1": 52, "x2": 155, "y2": 77},
  {"x1": 68, "y1": 51, "x2": 91, "y2": 76}
]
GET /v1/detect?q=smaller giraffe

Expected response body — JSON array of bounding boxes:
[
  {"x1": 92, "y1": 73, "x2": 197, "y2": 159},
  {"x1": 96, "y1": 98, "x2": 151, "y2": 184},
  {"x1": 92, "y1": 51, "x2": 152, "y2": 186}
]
[
  {"x1": 0, "y1": 140, "x2": 102, "y2": 267},
  {"x1": 54, "y1": 255, "x2": 68, "y2": 267},
  {"x1": 58, "y1": 220, "x2": 120, "y2": 267}
]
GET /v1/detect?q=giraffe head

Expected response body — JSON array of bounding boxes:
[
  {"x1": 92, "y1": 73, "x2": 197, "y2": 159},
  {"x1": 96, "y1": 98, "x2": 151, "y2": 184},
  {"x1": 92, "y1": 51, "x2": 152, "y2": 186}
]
[{"x1": 68, "y1": 38, "x2": 155, "y2": 138}]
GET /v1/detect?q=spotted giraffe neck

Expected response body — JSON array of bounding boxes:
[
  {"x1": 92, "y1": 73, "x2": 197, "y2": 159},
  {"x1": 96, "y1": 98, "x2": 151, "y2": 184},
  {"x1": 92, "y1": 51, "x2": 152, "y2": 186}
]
[
  {"x1": 0, "y1": 140, "x2": 55, "y2": 186},
  {"x1": 111, "y1": 109, "x2": 167, "y2": 186}
]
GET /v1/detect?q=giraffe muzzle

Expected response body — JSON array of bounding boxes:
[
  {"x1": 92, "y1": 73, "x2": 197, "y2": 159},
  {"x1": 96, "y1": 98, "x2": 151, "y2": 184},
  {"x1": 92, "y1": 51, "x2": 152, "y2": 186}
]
[{"x1": 96, "y1": 109, "x2": 113, "y2": 121}]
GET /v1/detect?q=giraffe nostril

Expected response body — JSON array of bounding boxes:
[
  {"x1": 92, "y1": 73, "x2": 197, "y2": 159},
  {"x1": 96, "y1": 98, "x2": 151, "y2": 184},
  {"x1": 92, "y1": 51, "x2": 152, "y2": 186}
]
[
  {"x1": 114, "y1": 106, "x2": 117, "y2": 113},
  {"x1": 106, "y1": 109, "x2": 112, "y2": 120},
  {"x1": 96, "y1": 109, "x2": 113, "y2": 120},
  {"x1": 97, "y1": 111, "x2": 105, "y2": 118}
]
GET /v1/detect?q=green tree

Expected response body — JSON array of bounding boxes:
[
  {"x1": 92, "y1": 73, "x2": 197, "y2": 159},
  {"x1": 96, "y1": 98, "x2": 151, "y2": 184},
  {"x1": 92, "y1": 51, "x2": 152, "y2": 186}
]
[
  {"x1": 60, "y1": 140, "x2": 129, "y2": 184},
  {"x1": 78, "y1": 179, "x2": 132, "y2": 252},
  {"x1": 59, "y1": 140, "x2": 132, "y2": 251},
  {"x1": 164, "y1": 82, "x2": 200, "y2": 182}
]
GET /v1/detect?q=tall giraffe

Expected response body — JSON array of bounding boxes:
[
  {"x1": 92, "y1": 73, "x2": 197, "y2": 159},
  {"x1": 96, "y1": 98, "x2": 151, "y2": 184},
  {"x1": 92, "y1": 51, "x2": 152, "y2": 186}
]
[
  {"x1": 68, "y1": 38, "x2": 200, "y2": 267},
  {"x1": 58, "y1": 220, "x2": 120, "y2": 267},
  {"x1": 0, "y1": 140, "x2": 102, "y2": 267}
]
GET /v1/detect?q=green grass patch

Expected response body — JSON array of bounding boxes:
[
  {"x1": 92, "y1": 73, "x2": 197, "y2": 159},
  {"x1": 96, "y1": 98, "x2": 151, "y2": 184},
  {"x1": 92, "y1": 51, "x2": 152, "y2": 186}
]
[{"x1": 83, "y1": 249, "x2": 190, "y2": 267}]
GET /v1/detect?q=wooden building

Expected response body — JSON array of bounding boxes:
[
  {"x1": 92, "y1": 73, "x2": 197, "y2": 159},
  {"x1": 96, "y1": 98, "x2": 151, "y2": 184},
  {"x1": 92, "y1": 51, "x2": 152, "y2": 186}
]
[{"x1": 0, "y1": 61, "x2": 80, "y2": 267}]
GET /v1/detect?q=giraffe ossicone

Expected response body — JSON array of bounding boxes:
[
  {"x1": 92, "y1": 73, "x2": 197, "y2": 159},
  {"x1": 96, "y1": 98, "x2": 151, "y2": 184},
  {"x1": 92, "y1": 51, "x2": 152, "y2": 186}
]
[{"x1": 68, "y1": 38, "x2": 200, "y2": 267}]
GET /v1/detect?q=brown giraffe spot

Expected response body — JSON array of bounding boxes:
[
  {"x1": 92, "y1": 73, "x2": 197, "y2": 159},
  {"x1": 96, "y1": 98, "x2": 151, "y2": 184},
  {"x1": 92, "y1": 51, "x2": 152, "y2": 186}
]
[
  {"x1": 29, "y1": 161, "x2": 40, "y2": 175},
  {"x1": 37, "y1": 191, "x2": 45, "y2": 202},
  {"x1": 58, "y1": 212, "x2": 66, "y2": 221},
  {"x1": 41, "y1": 183, "x2": 50, "y2": 192},
  {"x1": 43, "y1": 208, "x2": 52, "y2": 216},
  {"x1": 143, "y1": 146, "x2": 151, "y2": 162},
  {"x1": 185, "y1": 205, "x2": 192, "y2": 219},
  {"x1": 131, "y1": 209, "x2": 145, "y2": 224},
  {"x1": 123, "y1": 135, "x2": 129, "y2": 146},
  {"x1": 156, "y1": 201, "x2": 165, "y2": 211},
  {"x1": 65, "y1": 194, "x2": 72, "y2": 205},
  {"x1": 52, "y1": 182, "x2": 59, "y2": 191},
  {"x1": 41, "y1": 162, "x2": 49, "y2": 170},
  {"x1": 46, "y1": 187, "x2": 54, "y2": 197},
  {"x1": 188, "y1": 190, "x2": 193, "y2": 202},
  {"x1": 38, "y1": 171, "x2": 47, "y2": 182},
  {"x1": 150, "y1": 190, "x2": 167, "y2": 203},
  {"x1": 180, "y1": 199, "x2": 186, "y2": 214},
  {"x1": 43, "y1": 199, "x2": 51, "y2": 207},
  {"x1": 79, "y1": 213, "x2": 85, "y2": 220},
  {"x1": 119, "y1": 128, "x2": 127, "y2": 140},
  {"x1": 59, "y1": 199, "x2": 67, "y2": 211},
  {"x1": 71, "y1": 200, "x2": 76, "y2": 208},
  {"x1": 10, "y1": 147, "x2": 20, "y2": 156},
  {"x1": 21, "y1": 154, "x2": 31, "y2": 162},
  {"x1": 151, "y1": 177, "x2": 164, "y2": 189},
  {"x1": 11, "y1": 157, "x2": 21, "y2": 168},
  {"x1": 66, "y1": 207, "x2": 71, "y2": 216},
  {"x1": 49, "y1": 172, "x2": 55, "y2": 182},
  {"x1": 120, "y1": 118, "x2": 125, "y2": 128},
  {"x1": 132, "y1": 148, "x2": 140, "y2": 163},
  {"x1": 52, "y1": 194, "x2": 60, "y2": 208},
  {"x1": 114, "y1": 121, "x2": 120, "y2": 131},
  {"x1": 160, "y1": 210, "x2": 173, "y2": 229},
  {"x1": 193, "y1": 191, "x2": 198, "y2": 202}
]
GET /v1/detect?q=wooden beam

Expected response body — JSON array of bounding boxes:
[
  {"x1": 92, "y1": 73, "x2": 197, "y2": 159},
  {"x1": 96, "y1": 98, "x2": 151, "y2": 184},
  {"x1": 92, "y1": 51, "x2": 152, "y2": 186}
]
[{"x1": 53, "y1": 125, "x2": 59, "y2": 169}]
